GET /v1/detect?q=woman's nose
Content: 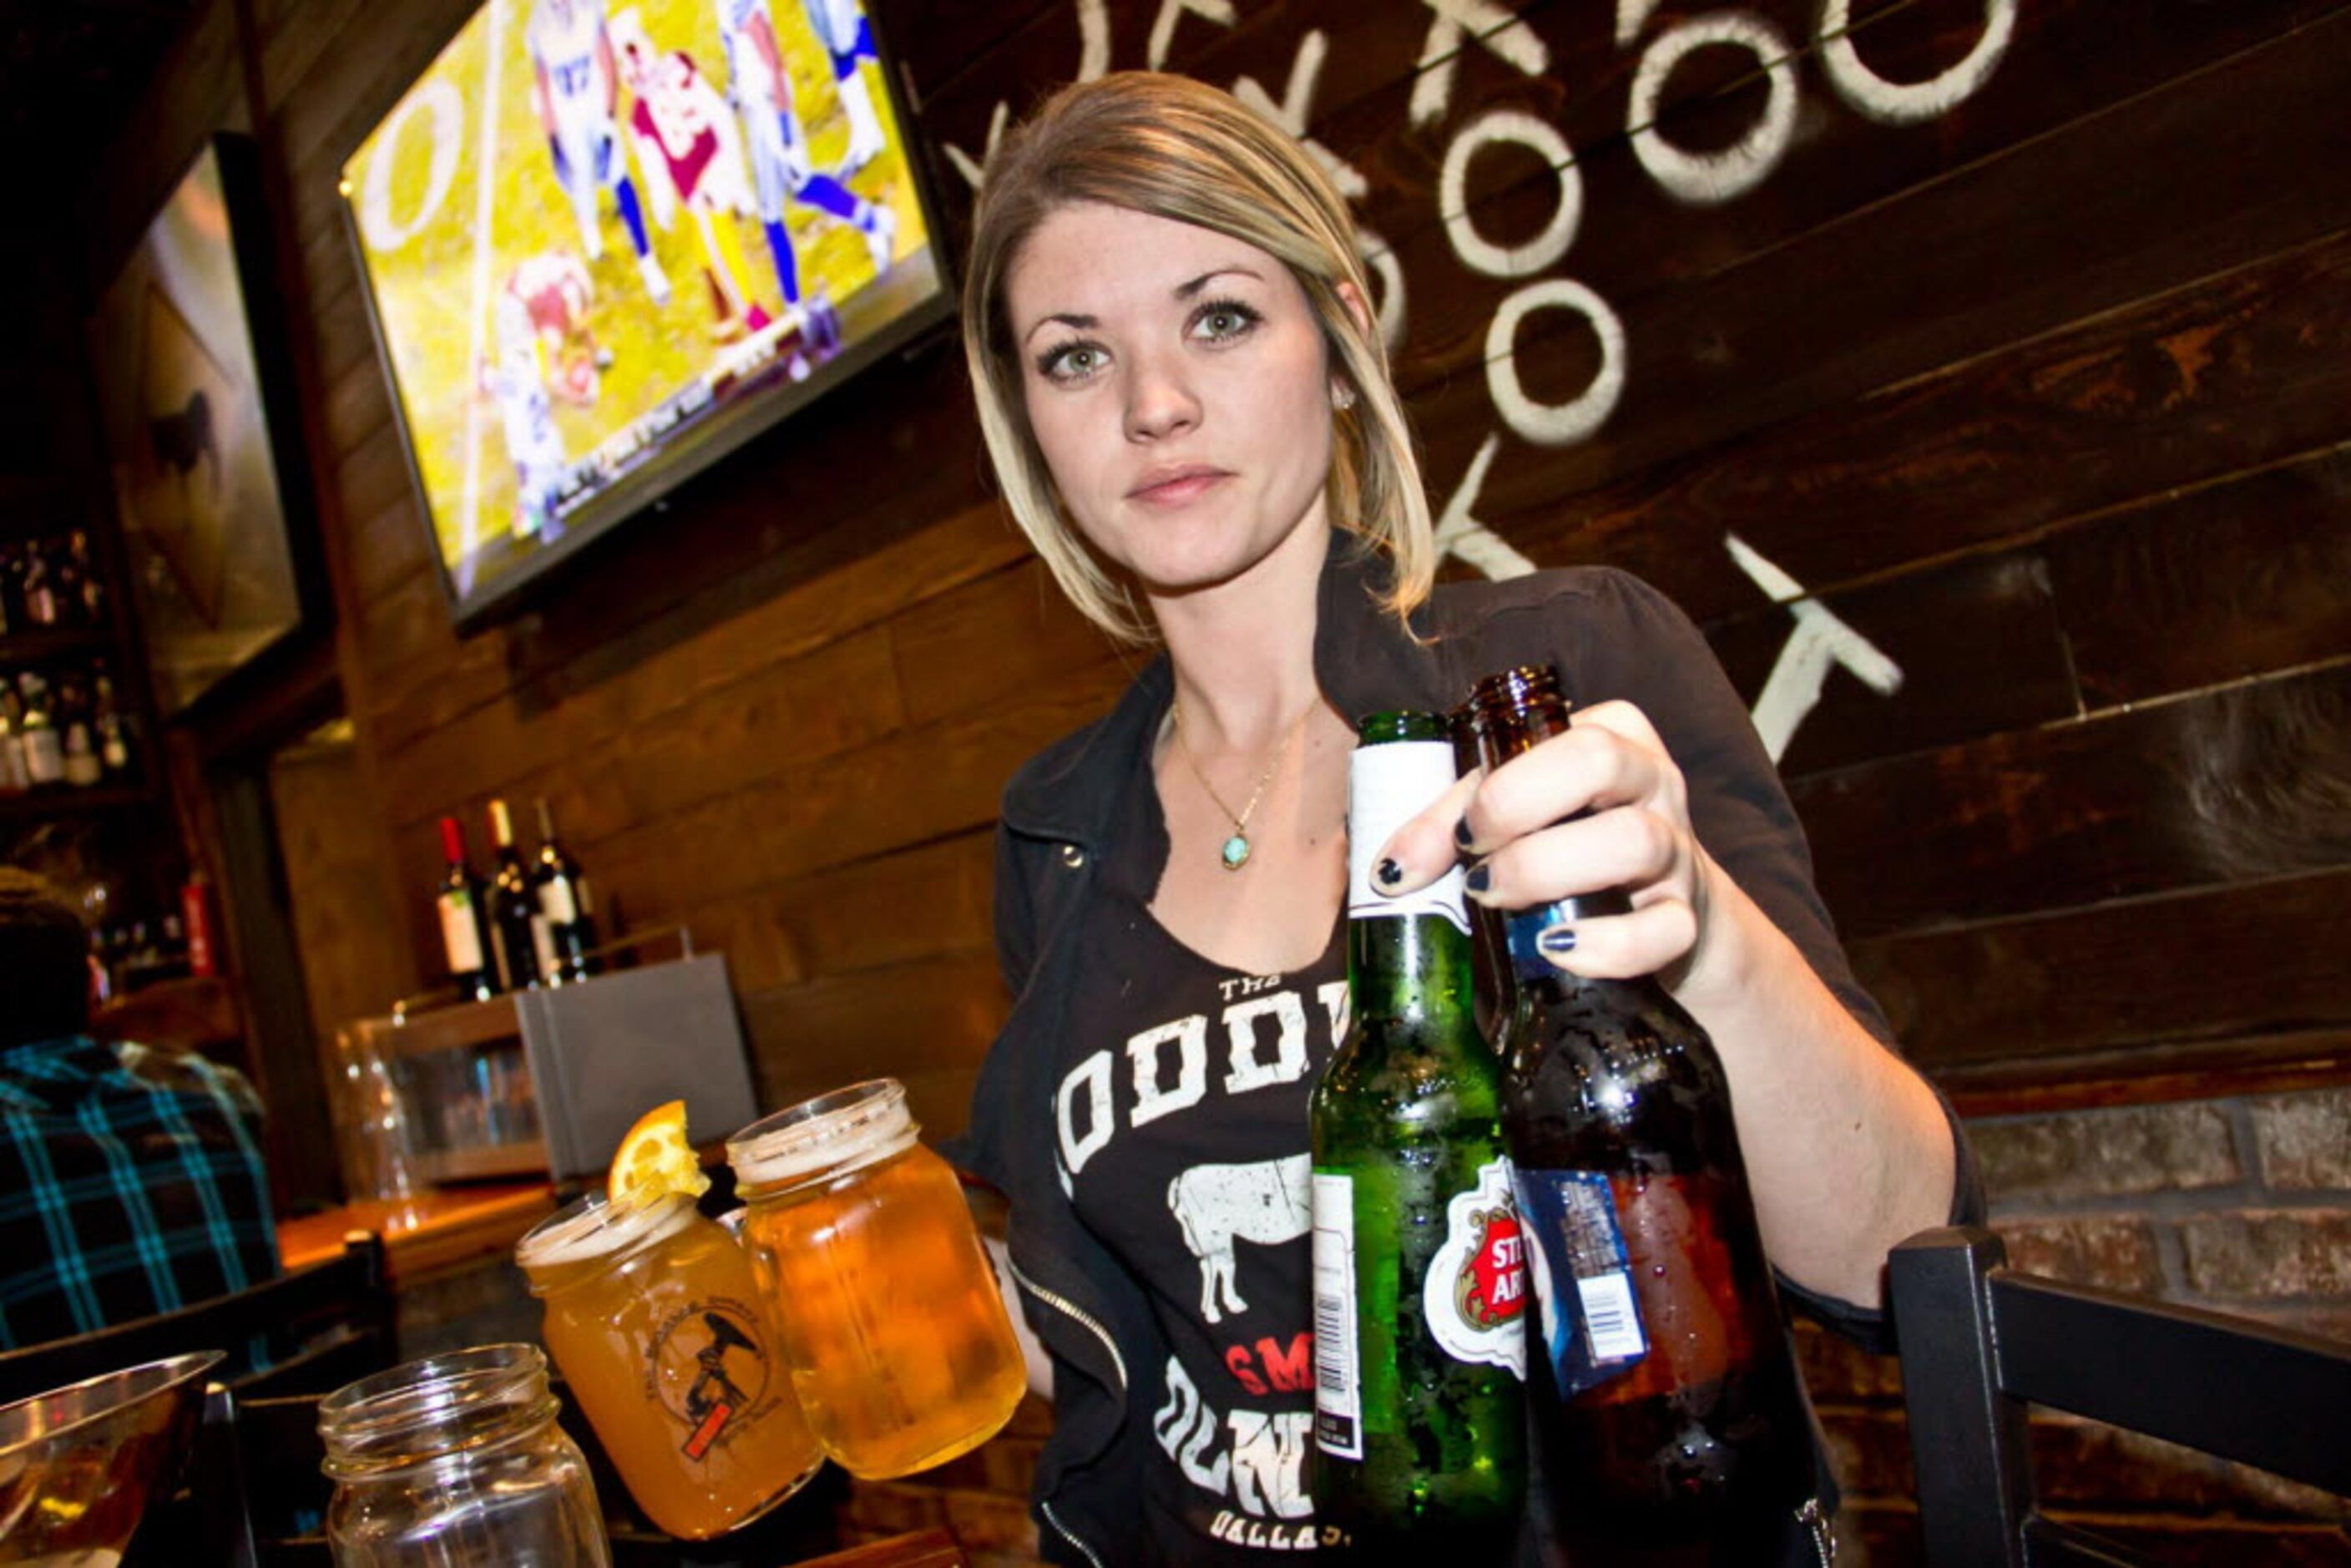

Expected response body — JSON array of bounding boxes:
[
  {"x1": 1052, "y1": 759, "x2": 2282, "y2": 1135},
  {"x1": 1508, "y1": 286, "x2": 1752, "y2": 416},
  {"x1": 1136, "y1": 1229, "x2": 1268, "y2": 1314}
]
[{"x1": 1123, "y1": 355, "x2": 1201, "y2": 442}]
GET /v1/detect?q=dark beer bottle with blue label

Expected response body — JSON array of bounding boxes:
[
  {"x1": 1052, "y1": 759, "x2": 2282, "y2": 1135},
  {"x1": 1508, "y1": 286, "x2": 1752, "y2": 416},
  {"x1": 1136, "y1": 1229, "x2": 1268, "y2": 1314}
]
[
  {"x1": 1310, "y1": 711, "x2": 1526, "y2": 1555},
  {"x1": 1462, "y1": 665, "x2": 1815, "y2": 1560}
]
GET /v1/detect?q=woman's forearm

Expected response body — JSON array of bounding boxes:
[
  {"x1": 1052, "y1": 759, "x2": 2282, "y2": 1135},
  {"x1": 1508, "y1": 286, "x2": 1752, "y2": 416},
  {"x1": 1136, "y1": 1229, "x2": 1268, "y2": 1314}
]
[{"x1": 1676, "y1": 869, "x2": 1959, "y2": 1309}]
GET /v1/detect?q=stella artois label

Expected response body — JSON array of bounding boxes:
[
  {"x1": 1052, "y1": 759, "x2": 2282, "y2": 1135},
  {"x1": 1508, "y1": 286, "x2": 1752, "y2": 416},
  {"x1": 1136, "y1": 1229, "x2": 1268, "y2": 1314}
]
[{"x1": 1423, "y1": 1157, "x2": 1527, "y2": 1378}]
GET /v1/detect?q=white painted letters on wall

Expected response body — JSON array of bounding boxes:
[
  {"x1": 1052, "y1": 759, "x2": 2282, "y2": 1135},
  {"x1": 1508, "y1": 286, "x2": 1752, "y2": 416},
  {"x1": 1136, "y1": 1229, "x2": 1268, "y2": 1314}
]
[
  {"x1": 1727, "y1": 534, "x2": 1904, "y2": 762},
  {"x1": 1440, "y1": 110, "x2": 1582, "y2": 279},
  {"x1": 1150, "y1": 0, "x2": 1238, "y2": 72},
  {"x1": 1409, "y1": 0, "x2": 1553, "y2": 128},
  {"x1": 1627, "y1": 13, "x2": 1798, "y2": 206},
  {"x1": 1820, "y1": 0, "x2": 2016, "y2": 125},
  {"x1": 1434, "y1": 435, "x2": 1538, "y2": 579},
  {"x1": 1485, "y1": 279, "x2": 1628, "y2": 447},
  {"x1": 1234, "y1": 31, "x2": 1368, "y2": 201}
]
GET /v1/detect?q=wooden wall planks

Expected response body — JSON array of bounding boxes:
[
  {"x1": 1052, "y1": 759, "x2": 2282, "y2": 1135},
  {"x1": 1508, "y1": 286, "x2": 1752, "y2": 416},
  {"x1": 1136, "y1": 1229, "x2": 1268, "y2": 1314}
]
[{"x1": 55, "y1": 0, "x2": 2317, "y2": 1136}]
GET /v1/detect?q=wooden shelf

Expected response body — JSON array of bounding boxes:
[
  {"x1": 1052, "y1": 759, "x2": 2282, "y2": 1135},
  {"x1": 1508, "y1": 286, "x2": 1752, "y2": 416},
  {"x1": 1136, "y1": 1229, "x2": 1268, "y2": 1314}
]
[
  {"x1": 0, "y1": 626, "x2": 114, "y2": 661},
  {"x1": 0, "y1": 782, "x2": 154, "y2": 818}
]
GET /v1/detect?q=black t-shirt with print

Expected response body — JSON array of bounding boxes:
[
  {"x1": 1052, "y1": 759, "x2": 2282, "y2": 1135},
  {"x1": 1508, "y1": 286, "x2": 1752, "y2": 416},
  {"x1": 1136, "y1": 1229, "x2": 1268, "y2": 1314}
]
[{"x1": 1050, "y1": 738, "x2": 1348, "y2": 1564}]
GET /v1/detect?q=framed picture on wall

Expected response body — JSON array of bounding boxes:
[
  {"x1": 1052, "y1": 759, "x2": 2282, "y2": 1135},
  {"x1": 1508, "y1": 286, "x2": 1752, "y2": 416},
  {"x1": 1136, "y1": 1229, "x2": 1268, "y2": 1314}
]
[{"x1": 88, "y1": 134, "x2": 309, "y2": 715}]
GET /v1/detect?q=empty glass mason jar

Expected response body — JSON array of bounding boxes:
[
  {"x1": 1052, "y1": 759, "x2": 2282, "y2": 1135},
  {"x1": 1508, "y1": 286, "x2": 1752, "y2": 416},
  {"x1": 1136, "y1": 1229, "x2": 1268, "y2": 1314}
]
[
  {"x1": 727, "y1": 1078, "x2": 1026, "y2": 1479},
  {"x1": 319, "y1": 1343, "x2": 610, "y2": 1566}
]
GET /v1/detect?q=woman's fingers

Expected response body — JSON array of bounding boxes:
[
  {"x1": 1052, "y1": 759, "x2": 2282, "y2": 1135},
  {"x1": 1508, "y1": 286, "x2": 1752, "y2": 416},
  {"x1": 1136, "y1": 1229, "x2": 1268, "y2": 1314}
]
[
  {"x1": 1370, "y1": 771, "x2": 1481, "y2": 895},
  {"x1": 1530, "y1": 897, "x2": 1701, "y2": 980},
  {"x1": 1459, "y1": 718, "x2": 1666, "y2": 852},
  {"x1": 1463, "y1": 809, "x2": 1679, "y2": 910}
]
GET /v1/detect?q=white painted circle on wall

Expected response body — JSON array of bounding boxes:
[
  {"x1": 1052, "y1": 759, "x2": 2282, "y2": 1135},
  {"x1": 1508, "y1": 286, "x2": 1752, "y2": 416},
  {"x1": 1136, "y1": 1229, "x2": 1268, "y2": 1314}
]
[
  {"x1": 1628, "y1": 13, "x2": 1798, "y2": 207},
  {"x1": 1485, "y1": 277, "x2": 1627, "y2": 447}
]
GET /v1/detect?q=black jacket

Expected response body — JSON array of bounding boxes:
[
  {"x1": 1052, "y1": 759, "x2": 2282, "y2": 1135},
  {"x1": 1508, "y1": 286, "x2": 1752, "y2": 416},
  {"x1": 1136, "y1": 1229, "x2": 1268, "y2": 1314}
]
[{"x1": 953, "y1": 536, "x2": 1978, "y2": 1565}]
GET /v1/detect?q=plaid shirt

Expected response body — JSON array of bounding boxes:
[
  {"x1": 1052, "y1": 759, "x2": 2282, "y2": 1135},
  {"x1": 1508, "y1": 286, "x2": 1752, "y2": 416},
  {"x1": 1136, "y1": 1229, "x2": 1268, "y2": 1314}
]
[{"x1": 0, "y1": 1034, "x2": 280, "y2": 1350}]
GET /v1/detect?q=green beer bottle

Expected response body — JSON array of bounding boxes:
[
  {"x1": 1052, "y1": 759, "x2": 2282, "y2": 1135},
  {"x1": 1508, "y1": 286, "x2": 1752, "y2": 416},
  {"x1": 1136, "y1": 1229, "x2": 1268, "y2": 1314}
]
[{"x1": 1310, "y1": 711, "x2": 1528, "y2": 1554}]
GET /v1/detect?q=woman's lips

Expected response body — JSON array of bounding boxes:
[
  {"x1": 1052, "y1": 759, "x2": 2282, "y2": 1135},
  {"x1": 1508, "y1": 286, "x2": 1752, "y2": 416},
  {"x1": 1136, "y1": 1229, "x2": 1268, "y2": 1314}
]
[{"x1": 1128, "y1": 468, "x2": 1231, "y2": 507}]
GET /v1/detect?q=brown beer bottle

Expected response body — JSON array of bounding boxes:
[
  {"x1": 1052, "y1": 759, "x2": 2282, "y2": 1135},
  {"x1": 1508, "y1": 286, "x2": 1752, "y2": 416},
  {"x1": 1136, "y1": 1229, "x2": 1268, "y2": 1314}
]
[{"x1": 1461, "y1": 665, "x2": 1817, "y2": 1562}]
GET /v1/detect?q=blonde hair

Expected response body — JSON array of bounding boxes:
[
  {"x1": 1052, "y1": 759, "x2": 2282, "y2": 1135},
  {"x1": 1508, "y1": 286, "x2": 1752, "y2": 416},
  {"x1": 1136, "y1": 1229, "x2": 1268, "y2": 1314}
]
[{"x1": 962, "y1": 73, "x2": 1435, "y2": 645}]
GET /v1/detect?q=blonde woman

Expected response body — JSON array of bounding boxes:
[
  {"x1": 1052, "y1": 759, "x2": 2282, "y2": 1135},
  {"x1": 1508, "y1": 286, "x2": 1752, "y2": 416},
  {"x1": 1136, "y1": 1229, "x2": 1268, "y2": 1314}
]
[{"x1": 951, "y1": 73, "x2": 1975, "y2": 1566}]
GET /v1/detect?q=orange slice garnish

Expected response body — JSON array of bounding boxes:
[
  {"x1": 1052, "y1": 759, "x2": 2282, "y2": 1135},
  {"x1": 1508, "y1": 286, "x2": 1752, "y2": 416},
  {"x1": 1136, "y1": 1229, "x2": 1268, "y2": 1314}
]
[{"x1": 608, "y1": 1099, "x2": 711, "y2": 1211}]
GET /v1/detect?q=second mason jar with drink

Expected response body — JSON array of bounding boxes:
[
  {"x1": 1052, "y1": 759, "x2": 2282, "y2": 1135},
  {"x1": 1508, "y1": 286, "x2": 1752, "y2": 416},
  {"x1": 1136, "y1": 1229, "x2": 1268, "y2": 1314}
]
[{"x1": 726, "y1": 1077, "x2": 1027, "y2": 1479}]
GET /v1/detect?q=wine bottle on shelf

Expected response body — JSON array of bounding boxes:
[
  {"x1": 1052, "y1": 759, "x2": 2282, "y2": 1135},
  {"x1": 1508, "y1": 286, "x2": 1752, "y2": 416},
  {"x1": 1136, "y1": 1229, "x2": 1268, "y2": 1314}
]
[
  {"x1": 436, "y1": 815, "x2": 498, "y2": 1003},
  {"x1": 21, "y1": 543, "x2": 59, "y2": 628},
  {"x1": 94, "y1": 665, "x2": 133, "y2": 780},
  {"x1": 485, "y1": 798, "x2": 542, "y2": 991},
  {"x1": 17, "y1": 673, "x2": 64, "y2": 788},
  {"x1": 531, "y1": 797, "x2": 599, "y2": 983},
  {"x1": 0, "y1": 546, "x2": 15, "y2": 634},
  {"x1": 58, "y1": 673, "x2": 100, "y2": 787},
  {"x1": 0, "y1": 684, "x2": 28, "y2": 794},
  {"x1": 68, "y1": 532, "x2": 104, "y2": 625}
]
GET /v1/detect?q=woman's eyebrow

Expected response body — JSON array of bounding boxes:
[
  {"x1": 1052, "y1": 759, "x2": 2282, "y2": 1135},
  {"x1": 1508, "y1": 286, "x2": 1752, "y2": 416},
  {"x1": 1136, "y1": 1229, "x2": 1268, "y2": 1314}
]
[
  {"x1": 1023, "y1": 311, "x2": 1097, "y2": 345},
  {"x1": 1176, "y1": 267, "x2": 1262, "y2": 299}
]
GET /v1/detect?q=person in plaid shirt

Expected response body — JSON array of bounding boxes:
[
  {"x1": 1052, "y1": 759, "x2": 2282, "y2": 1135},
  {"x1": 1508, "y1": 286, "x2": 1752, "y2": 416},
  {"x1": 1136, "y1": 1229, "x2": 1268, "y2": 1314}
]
[{"x1": 0, "y1": 867, "x2": 280, "y2": 1350}]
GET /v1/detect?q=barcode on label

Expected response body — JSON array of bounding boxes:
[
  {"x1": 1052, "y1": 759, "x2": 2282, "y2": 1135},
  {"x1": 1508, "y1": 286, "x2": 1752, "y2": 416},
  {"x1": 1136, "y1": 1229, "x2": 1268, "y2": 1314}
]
[
  {"x1": 1312, "y1": 1296, "x2": 1348, "y2": 1396},
  {"x1": 1310, "y1": 1172, "x2": 1363, "y2": 1459},
  {"x1": 1577, "y1": 1271, "x2": 1646, "y2": 1362}
]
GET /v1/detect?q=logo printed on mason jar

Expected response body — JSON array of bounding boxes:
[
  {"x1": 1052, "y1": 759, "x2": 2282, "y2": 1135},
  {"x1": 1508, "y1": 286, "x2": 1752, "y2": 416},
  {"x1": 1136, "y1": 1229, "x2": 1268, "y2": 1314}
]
[
  {"x1": 1423, "y1": 1158, "x2": 1528, "y2": 1378},
  {"x1": 649, "y1": 1296, "x2": 771, "y2": 1459}
]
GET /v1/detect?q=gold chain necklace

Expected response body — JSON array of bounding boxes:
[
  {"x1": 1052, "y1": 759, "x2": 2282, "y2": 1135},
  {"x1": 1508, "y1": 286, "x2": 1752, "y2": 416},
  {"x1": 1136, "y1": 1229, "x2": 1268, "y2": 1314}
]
[{"x1": 1168, "y1": 699, "x2": 1310, "y2": 872}]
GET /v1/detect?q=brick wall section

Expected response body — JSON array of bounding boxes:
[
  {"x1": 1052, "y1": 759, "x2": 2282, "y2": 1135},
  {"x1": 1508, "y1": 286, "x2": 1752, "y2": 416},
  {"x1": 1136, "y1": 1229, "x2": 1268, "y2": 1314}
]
[
  {"x1": 836, "y1": 1092, "x2": 2350, "y2": 1566},
  {"x1": 1821, "y1": 1087, "x2": 2351, "y2": 1564}
]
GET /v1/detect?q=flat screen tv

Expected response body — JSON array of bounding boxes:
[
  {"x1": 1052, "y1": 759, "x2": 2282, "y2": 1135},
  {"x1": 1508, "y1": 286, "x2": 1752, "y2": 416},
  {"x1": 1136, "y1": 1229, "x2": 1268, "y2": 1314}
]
[{"x1": 341, "y1": 0, "x2": 949, "y2": 626}]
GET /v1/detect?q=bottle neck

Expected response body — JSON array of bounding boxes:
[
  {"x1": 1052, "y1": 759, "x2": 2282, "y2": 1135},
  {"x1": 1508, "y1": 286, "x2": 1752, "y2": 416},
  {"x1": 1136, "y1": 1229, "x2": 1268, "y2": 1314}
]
[{"x1": 1347, "y1": 908, "x2": 1478, "y2": 1025}]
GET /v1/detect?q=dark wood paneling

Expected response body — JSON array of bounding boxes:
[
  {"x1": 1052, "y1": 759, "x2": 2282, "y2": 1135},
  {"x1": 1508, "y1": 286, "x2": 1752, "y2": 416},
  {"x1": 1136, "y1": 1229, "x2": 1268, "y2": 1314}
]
[
  {"x1": 741, "y1": 951, "x2": 1008, "y2": 1141},
  {"x1": 1853, "y1": 869, "x2": 2351, "y2": 1076},
  {"x1": 1413, "y1": 12, "x2": 2351, "y2": 534},
  {"x1": 669, "y1": 830, "x2": 999, "y2": 999},
  {"x1": 267, "y1": 740, "x2": 409, "y2": 1065},
  {"x1": 1531, "y1": 229, "x2": 2351, "y2": 624},
  {"x1": 1707, "y1": 548, "x2": 2075, "y2": 779},
  {"x1": 1798, "y1": 663, "x2": 2351, "y2": 938},
  {"x1": 2050, "y1": 445, "x2": 2351, "y2": 710},
  {"x1": 1706, "y1": 442, "x2": 2351, "y2": 779}
]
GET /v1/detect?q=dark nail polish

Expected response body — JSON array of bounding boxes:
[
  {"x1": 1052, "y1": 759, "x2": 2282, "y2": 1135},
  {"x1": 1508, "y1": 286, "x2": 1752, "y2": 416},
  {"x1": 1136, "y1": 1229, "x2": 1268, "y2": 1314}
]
[
  {"x1": 1465, "y1": 864, "x2": 1490, "y2": 894},
  {"x1": 1454, "y1": 819, "x2": 1475, "y2": 849},
  {"x1": 1538, "y1": 925, "x2": 1577, "y2": 954},
  {"x1": 1375, "y1": 857, "x2": 1403, "y2": 888}
]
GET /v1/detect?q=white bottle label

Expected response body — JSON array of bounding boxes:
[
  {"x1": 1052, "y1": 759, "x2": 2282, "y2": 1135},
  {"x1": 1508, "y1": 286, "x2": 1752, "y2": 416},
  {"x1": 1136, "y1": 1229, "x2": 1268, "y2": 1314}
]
[
  {"x1": 1346, "y1": 739, "x2": 1469, "y2": 933},
  {"x1": 530, "y1": 913, "x2": 559, "y2": 981},
  {"x1": 437, "y1": 890, "x2": 484, "y2": 974},
  {"x1": 538, "y1": 877, "x2": 578, "y2": 926},
  {"x1": 1310, "y1": 1171, "x2": 1363, "y2": 1460},
  {"x1": 1423, "y1": 1157, "x2": 1529, "y2": 1378},
  {"x1": 23, "y1": 730, "x2": 63, "y2": 785}
]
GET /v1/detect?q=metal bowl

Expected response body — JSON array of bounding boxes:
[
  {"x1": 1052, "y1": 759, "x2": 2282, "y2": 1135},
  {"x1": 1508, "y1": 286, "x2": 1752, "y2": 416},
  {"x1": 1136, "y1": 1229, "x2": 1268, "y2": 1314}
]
[{"x1": 0, "y1": 1351, "x2": 225, "y2": 1564}]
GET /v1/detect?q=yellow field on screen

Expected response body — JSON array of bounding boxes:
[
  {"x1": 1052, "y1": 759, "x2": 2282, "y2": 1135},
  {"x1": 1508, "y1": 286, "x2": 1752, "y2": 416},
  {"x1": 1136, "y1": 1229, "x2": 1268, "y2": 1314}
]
[{"x1": 342, "y1": 0, "x2": 927, "y2": 579}]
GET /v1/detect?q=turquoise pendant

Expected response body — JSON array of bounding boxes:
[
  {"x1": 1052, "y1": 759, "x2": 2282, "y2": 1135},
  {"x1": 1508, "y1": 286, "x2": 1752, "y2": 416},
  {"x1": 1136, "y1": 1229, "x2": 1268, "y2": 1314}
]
[{"x1": 1221, "y1": 833, "x2": 1251, "y2": 871}]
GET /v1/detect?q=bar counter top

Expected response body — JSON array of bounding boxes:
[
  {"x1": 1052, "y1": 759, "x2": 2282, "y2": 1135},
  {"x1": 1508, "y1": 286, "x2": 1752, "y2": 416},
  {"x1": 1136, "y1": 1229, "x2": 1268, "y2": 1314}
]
[{"x1": 277, "y1": 1182, "x2": 557, "y2": 1281}]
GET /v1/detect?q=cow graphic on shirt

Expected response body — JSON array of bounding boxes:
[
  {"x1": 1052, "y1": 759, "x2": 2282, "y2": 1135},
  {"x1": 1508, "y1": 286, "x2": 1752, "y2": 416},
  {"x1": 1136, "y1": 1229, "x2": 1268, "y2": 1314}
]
[{"x1": 1167, "y1": 1155, "x2": 1312, "y2": 1325}]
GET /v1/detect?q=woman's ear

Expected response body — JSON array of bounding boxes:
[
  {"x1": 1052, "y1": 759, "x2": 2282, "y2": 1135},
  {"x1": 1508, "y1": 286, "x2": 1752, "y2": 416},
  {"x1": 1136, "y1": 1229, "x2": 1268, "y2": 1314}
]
[{"x1": 1334, "y1": 279, "x2": 1376, "y2": 344}]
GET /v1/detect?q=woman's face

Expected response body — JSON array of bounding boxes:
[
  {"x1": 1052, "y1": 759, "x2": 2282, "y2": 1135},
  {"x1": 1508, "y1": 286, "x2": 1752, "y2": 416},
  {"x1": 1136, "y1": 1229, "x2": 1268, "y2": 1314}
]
[{"x1": 1004, "y1": 202, "x2": 1338, "y2": 603}]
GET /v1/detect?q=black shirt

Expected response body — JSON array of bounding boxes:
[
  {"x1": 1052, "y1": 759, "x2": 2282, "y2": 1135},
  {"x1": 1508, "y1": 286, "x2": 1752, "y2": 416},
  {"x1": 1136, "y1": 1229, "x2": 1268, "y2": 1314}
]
[{"x1": 1057, "y1": 724, "x2": 1349, "y2": 1561}]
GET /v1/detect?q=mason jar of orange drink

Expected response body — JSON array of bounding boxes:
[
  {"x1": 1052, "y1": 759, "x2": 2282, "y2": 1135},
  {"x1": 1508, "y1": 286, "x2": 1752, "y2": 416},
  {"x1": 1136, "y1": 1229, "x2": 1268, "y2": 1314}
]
[
  {"x1": 516, "y1": 1110, "x2": 823, "y2": 1540},
  {"x1": 726, "y1": 1078, "x2": 1027, "y2": 1479}
]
